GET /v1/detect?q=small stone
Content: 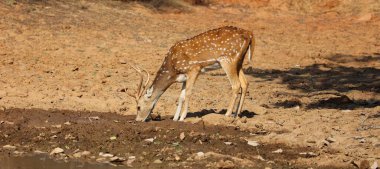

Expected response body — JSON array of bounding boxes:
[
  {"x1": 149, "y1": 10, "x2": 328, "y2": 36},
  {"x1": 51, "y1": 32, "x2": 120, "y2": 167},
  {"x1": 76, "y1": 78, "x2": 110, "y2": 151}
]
[
  {"x1": 321, "y1": 140, "x2": 330, "y2": 146},
  {"x1": 216, "y1": 160, "x2": 235, "y2": 169},
  {"x1": 180, "y1": 132, "x2": 185, "y2": 140},
  {"x1": 96, "y1": 157, "x2": 108, "y2": 163},
  {"x1": 197, "y1": 152, "x2": 205, "y2": 157},
  {"x1": 224, "y1": 142, "x2": 232, "y2": 145},
  {"x1": 124, "y1": 156, "x2": 136, "y2": 167},
  {"x1": 247, "y1": 140, "x2": 259, "y2": 146},
  {"x1": 81, "y1": 151, "x2": 91, "y2": 156},
  {"x1": 4, "y1": 121, "x2": 14, "y2": 125},
  {"x1": 73, "y1": 152, "x2": 82, "y2": 158},
  {"x1": 34, "y1": 150, "x2": 46, "y2": 154},
  {"x1": 299, "y1": 152, "x2": 318, "y2": 158},
  {"x1": 272, "y1": 149, "x2": 283, "y2": 153},
  {"x1": 3, "y1": 145, "x2": 16, "y2": 150},
  {"x1": 326, "y1": 137, "x2": 336, "y2": 143},
  {"x1": 174, "y1": 154, "x2": 180, "y2": 161},
  {"x1": 50, "y1": 147, "x2": 64, "y2": 155},
  {"x1": 99, "y1": 152, "x2": 114, "y2": 158},
  {"x1": 110, "y1": 136, "x2": 117, "y2": 140},
  {"x1": 64, "y1": 121, "x2": 71, "y2": 125},
  {"x1": 51, "y1": 124, "x2": 61, "y2": 128},
  {"x1": 144, "y1": 138, "x2": 154, "y2": 142},
  {"x1": 110, "y1": 156, "x2": 126, "y2": 162},
  {"x1": 354, "y1": 136, "x2": 364, "y2": 140},
  {"x1": 359, "y1": 139, "x2": 366, "y2": 143},
  {"x1": 256, "y1": 155, "x2": 265, "y2": 161},
  {"x1": 13, "y1": 151, "x2": 24, "y2": 155},
  {"x1": 119, "y1": 59, "x2": 127, "y2": 64},
  {"x1": 89, "y1": 116, "x2": 100, "y2": 120},
  {"x1": 153, "y1": 159, "x2": 162, "y2": 163}
]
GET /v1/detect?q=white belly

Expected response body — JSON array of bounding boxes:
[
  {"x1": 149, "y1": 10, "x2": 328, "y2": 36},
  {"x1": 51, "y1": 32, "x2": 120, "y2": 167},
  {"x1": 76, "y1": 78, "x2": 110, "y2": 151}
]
[
  {"x1": 176, "y1": 74, "x2": 187, "y2": 82},
  {"x1": 201, "y1": 63, "x2": 221, "y2": 72}
]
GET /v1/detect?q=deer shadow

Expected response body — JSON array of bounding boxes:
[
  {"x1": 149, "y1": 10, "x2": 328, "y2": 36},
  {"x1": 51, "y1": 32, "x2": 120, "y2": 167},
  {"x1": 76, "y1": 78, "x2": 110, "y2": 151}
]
[
  {"x1": 185, "y1": 109, "x2": 257, "y2": 118},
  {"x1": 243, "y1": 53, "x2": 380, "y2": 110}
]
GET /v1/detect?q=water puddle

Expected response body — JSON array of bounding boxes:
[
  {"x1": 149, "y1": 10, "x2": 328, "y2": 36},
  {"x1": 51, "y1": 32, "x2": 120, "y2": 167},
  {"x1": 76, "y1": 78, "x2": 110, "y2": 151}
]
[{"x1": 0, "y1": 154, "x2": 125, "y2": 169}]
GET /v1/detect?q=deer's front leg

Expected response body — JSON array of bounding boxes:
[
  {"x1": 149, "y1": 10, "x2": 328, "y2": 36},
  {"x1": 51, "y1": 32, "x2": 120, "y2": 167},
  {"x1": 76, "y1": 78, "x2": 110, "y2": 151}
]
[
  {"x1": 179, "y1": 69, "x2": 200, "y2": 121},
  {"x1": 173, "y1": 82, "x2": 186, "y2": 121}
]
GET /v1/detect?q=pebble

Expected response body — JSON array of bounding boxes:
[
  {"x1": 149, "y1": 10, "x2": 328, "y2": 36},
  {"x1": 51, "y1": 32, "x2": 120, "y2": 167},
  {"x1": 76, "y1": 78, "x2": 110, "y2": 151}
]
[
  {"x1": 81, "y1": 151, "x2": 91, "y2": 156},
  {"x1": 13, "y1": 151, "x2": 24, "y2": 155},
  {"x1": 124, "y1": 156, "x2": 136, "y2": 166},
  {"x1": 2, "y1": 145, "x2": 16, "y2": 150},
  {"x1": 174, "y1": 154, "x2": 181, "y2": 161},
  {"x1": 99, "y1": 152, "x2": 114, "y2": 158},
  {"x1": 256, "y1": 155, "x2": 265, "y2": 161},
  {"x1": 272, "y1": 149, "x2": 283, "y2": 153},
  {"x1": 180, "y1": 132, "x2": 185, "y2": 140},
  {"x1": 197, "y1": 152, "x2": 205, "y2": 157},
  {"x1": 119, "y1": 59, "x2": 127, "y2": 64},
  {"x1": 299, "y1": 152, "x2": 318, "y2": 158},
  {"x1": 51, "y1": 124, "x2": 62, "y2": 128},
  {"x1": 326, "y1": 137, "x2": 336, "y2": 143},
  {"x1": 50, "y1": 147, "x2": 64, "y2": 155},
  {"x1": 73, "y1": 152, "x2": 82, "y2": 158},
  {"x1": 34, "y1": 150, "x2": 46, "y2": 154},
  {"x1": 110, "y1": 156, "x2": 126, "y2": 163},
  {"x1": 110, "y1": 136, "x2": 117, "y2": 140},
  {"x1": 144, "y1": 138, "x2": 155, "y2": 142},
  {"x1": 153, "y1": 159, "x2": 162, "y2": 163},
  {"x1": 96, "y1": 157, "x2": 108, "y2": 163},
  {"x1": 216, "y1": 160, "x2": 235, "y2": 169},
  {"x1": 224, "y1": 142, "x2": 232, "y2": 145},
  {"x1": 247, "y1": 140, "x2": 259, "y2": 147}
]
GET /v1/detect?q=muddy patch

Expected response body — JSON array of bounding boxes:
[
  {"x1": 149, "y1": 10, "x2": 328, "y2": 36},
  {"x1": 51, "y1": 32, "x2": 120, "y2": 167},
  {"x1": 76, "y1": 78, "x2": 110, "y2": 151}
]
[{"x1": 0, "y1": 108, "x2": 330, "y2": 168}]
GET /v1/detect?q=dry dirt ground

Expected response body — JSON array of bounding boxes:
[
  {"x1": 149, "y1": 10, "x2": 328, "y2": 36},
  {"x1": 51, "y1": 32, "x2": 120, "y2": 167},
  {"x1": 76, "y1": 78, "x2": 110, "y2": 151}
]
[{"x1": 0, "y1": 0, "x2": 379, "y2": 168}]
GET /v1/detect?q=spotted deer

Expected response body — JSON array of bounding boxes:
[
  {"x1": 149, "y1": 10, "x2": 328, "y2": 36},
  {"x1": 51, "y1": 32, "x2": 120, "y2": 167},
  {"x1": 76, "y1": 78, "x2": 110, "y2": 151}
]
[{"x1": 129, "y1": 26, "x2": 255, "y2": 122}]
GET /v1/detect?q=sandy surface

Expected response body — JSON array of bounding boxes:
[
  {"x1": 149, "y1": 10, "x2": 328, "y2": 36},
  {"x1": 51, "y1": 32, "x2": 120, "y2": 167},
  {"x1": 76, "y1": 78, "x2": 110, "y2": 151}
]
[{"x1": 0, "y1": 0, "x2": 379, "y2": 168}]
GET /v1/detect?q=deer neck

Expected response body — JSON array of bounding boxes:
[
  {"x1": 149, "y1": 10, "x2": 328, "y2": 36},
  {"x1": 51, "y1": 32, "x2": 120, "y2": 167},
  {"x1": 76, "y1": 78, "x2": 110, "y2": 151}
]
[{"x1": 142, "y1": 68, "x2": 176, "y2": 107}]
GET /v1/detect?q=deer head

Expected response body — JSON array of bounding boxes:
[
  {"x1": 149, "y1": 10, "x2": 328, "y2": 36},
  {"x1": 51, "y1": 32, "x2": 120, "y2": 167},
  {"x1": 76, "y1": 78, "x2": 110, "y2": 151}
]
[{"x1": 127, "y1": 63, "x2": 153, "y2": 122}]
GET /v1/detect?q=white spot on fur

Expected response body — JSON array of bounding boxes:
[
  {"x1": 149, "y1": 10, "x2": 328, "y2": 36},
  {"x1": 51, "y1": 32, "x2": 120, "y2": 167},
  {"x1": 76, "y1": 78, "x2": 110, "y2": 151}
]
[{"x1": 176, "y1": 74, "x2": 187, "y2": 82}]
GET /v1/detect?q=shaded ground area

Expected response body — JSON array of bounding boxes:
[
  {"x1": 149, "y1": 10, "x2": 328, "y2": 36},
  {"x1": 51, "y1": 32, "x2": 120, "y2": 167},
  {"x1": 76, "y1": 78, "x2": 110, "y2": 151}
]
[{"x1": 0, "y1": 108, "x2": 337, "y2": 169}]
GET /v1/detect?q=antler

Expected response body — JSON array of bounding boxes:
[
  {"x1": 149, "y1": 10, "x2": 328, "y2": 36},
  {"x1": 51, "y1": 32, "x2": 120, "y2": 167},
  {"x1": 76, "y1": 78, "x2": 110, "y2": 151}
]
[{"x1": 127, "y1": 63, "x2": 150, "y2": 101}]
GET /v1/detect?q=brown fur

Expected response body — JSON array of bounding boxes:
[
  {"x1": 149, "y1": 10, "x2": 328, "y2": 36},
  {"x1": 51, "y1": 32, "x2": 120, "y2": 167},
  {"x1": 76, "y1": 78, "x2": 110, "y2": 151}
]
[{"x1": 135, "y1": 26, "x2": 255, "y2": 121}]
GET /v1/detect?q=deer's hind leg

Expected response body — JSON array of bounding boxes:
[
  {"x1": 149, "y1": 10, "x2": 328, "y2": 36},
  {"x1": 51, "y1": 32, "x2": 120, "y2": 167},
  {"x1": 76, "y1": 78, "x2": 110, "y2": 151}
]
[
  {"x1": 236, "y1": 69, "x2": 248, "y2": 117},
  {"x1": 220, "y1": 61, "x2": 241, "y2": 117}
]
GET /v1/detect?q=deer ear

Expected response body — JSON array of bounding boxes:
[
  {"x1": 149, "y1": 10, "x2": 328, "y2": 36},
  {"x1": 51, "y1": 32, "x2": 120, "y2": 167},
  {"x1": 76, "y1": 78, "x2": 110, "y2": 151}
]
[{"x1": 145, "y1": 87, "x2": 154, "y2": 98}]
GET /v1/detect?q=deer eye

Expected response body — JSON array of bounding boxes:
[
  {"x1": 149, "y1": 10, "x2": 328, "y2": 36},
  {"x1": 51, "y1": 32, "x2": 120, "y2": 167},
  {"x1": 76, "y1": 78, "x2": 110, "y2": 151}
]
[{"x1": 137, "y1": 106, "x2": 141, "y2": 111}]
